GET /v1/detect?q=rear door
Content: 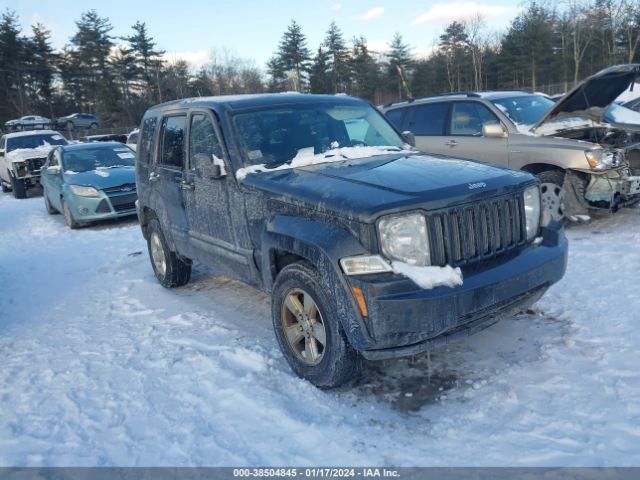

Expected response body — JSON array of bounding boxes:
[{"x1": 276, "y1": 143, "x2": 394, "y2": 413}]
[
  {"x1": 152, "y1": 114, "x2": 191, "y2": 253},
  {"x1": 182, "y1": 110, "x2": 253, "y2": 280},
  {"x1": 441, "y1": 101, "x2": 509, "y2": 166}
]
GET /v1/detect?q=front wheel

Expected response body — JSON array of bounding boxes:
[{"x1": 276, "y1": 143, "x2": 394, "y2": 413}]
[
  {"x1": 537, "y1": 170, "x2": 566, "y2": 222},
  {"x1": 89, "y1": 123, "x2": 98, "y2": 129},
  {"x1": 272, "y1": 262, "x2": 362, "y2": 388},
  {"x1": 146, "y1": 218, "x2": 191, "y2": 288},
  {"x1": 10, "y1": 176, "x2": 26, "y2": 199},
  {"x1": 62, "y1": 199, "x2": 82, "y2": 229}
]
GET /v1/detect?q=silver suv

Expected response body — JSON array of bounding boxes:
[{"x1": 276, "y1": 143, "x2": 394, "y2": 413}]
[{"x1": 381, "y1": 64, "x2": 640, "y2": 220}]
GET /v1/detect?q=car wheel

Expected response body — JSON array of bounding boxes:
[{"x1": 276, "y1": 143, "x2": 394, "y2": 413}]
[
  {"x1": 1, "y1": 180, "x2": 10, "y2": 193},
  {"x1": 89, "y1": 123, "x2": 98, "y2": 129},
  {"x1": 537, "y1": 170, "x2": 566, "y2": 222},
  {"x1": 62, "y1": 199, "x2": 82, "y2": 229},
  {"x1": 146, "y1": 217, "x2": 191, "y2": 288},
  {"x1": 44, "y1": 192, "x2": 58, "y2": 214},
  {"x1": 272, "y1": 262, "x2": 362, "y2": 388},
  {"x1": 10, "y1": 176, "x2": 26, "y2": 199}
]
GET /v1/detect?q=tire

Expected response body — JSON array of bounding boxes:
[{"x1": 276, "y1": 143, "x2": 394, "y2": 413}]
[
  {"x1": 44, "y1": 191, "x2": 58, "y2": 214},
  {"x1": 146, "y1": 217, "x2": 191, "y2": 288},
  {"x1": 271, "y1": 262, "x2": 362, "y2": 388},
  {"x1": 62, "y1": 199, "x2": 82, "y2": 229},
  {"x1": 10, "y1": 176, "x2": 26, "y2": 199},
  {"x1": 89, "y1": 123, "x2": 98, "y2": 129},
  {"x1": 537, "y1": 169, "x2": 566, "y2": 222},
  {"x1": 1, "y1": 180, "x2": 10, "y2": 193}
]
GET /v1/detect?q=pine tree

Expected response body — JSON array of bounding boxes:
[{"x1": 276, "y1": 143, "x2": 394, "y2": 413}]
[
  {"x1": 384, "y1": 33, "x2": 413, "y2": 98},
  {"x1": 322, "y1": 21, "x2": 350, "y2": 93},
  {"x1": 272, "y1": 20, "x2": 311, "y2": 91},
  {"x1": 348, "y1": 37, "x2": 379, "y2": 101},
  {"x1": 25, "y1": 23, "x2": 56, "y2": 116},
  {"x1": 124, "y1": 21, "x2": 165, "y2": 102},
  {"x1": 309, "y1": 47, "x2": 332, "y2": 93},
  {"x1": 0, "y1": 10, "x2": 27, "y2": 120}
]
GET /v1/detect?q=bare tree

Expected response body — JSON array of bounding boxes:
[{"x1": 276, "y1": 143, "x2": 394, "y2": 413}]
[
  {"x1": 620, "y1": 0, "x2": 640, "y2": 62},
  {"x1": 567, "y1": 0, "x2": 596, "y2": 83},
  {"x1": 464, "y1": 13, "x2": 487, "y2": 91}
]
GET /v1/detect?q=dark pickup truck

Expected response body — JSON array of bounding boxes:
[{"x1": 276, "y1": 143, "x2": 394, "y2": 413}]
[{"x1": 136, "y1": 93, "x2": 568, "y2": 388}]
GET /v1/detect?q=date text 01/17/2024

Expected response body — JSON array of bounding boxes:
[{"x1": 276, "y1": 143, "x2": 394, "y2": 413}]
[{"x1": 232, "y1": 468, "x2": 400, "y2": 478}]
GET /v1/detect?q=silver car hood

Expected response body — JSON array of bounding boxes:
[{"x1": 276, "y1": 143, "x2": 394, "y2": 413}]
[{"x1": 532, "y1": 64, "x2": 640, "y2": 134}]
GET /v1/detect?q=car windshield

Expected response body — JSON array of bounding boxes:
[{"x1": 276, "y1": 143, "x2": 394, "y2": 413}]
[
  {"x1": 62, "y1": 145, "x2": 135, "y2": 173},
  {"x1": 604, "y1": 103, "x2": 640, "y2": 125},
  {"x1": 491, "y1": 94, "x2": 555, "y2": 127},
  {"x1": 6, "y1": 133, "x2": 68, "y2": 152},
  {"x1": 231, "y1": 102, "x2": 405, "y2": 167}
]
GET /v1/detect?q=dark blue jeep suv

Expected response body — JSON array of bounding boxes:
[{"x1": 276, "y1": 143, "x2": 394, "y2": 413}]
[{"x1": 135, "y1": 93, "x2": 568, "y2": 388}]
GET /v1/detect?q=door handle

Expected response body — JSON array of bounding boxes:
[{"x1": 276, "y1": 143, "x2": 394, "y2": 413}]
[
  {"x1": 179, "y1": 180, "x2": 194, "y2": 191},
  {"x1": 445, "y1": 140, "x2": 458, "y2": 147},
  {"x1": 149, "y1": 172, "x2": 160, "y2": 182}
]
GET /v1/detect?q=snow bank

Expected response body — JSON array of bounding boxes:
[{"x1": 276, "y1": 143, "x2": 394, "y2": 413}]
[
  {"x1": 392, "y1": 261, "x2": 463, "y2": 289},
  {"x1": 236, "y1": 145, "x2": 414, "y2": 180}
]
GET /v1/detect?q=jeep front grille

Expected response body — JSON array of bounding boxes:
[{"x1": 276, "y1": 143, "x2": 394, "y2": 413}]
[{"x1": 427, "y1": 194, "x2": 526, "y2": 267}]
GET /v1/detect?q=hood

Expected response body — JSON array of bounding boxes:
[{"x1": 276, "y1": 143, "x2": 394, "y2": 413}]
[
  {"x1": 63, "y1": 166, "x2": 136, "y2": 189},
  {"x1": 241, "y1": 153, "x2": 533, "y2": 221},
  {"x1": 7, "y1": 145, "x2": 56, "y2": 163},
  {"x1": 532, "y1": 64, "x2": 640, "y2": 133}
]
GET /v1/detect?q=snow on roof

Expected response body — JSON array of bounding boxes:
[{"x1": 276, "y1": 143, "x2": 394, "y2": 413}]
[
  {"x1": 6, "y1": 145, "x2": 56, "y2": 162},
  {"x1": 2, "y1": 129, "x2": 61, "y2": 139}
]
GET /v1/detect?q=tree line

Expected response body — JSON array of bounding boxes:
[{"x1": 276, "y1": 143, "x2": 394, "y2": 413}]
[{"x1": 0, "y1": 0, "x2": 639, "y2": 128}]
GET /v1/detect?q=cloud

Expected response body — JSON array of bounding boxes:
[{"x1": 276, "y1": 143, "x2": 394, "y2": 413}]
[
  {"x1": 163, "y1": 50, "x2": 209, "y2": 69},
  {"x1": 411, "y1": 2, "x2": 519, "y2": 26},
  {"x1": 331, "y1": 3, "x2": 342, "y2": 10},
  {"x1": 361, "y1": 7, "x2": 385, "y2": 21},
  {"x1": 366, "y1": 39, "x2": 391, "y2": 54}
]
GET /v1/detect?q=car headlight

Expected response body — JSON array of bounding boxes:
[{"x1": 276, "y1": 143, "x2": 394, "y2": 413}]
[
  {"x1": 585, "y1": 149, "x2": 623, "y2": 171},
  {"x1": 524, "y1": 185, "x2": 541, "y2": 240},
  {"x1": 378, "y1": 213, "x2": 430, "y2": 266},
  {"x1": 13, "y1": 162, "x2": 27, "y2": 177},
  {"x1": 69, "y1": 185, "x2": 100, "y2": 197}
]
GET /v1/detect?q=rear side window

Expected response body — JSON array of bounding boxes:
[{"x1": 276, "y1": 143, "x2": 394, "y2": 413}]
[
  {"x1": 160, "y1": 115, "x2": 186, "y2": 168},
  {"x1": 139, "y1": 117, "x2": 158, "y2": 165},
  {"x1": 408, "y1": 103, "x2": 448, "y2": 136}
]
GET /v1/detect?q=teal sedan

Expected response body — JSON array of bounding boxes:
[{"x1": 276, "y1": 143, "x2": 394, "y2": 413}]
[{"x1": 41, "y1": 142, "x2": 137, "y2": 228}]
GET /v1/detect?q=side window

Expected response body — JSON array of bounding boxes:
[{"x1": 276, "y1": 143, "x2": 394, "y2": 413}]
[
  {"x1": 139, "y1": 116, "x2": 157, "y2": 165},
  {"x1": 385, "y1": 109, "x2": 406, "y2": 131},
  {"x1": 160, "y1": 115, "x2": 186, "y2": 168},
  {"x1": 449, "y1": 102, "x2": 500, "y2": 136},
  {"x1": 189, "y1": 113, "x2": 223, "y2": 160},
  {"x1": 408, "y1": 103, "x2": 448, "y2": 136}
]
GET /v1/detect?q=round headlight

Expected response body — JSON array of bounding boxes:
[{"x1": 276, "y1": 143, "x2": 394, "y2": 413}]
[{"x1": 378, "y1": 213, "x2": 430, "y2": 266}]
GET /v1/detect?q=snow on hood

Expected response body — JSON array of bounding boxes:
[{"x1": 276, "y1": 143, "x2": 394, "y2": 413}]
[
  {"x1": 235, "y1": 145, "x2": 415, "y2": 180},
  {"x1": 532, "y1": 64, "x2": 640, "y2": 133},
  {"x1": 6, "y1": 145, "x2": 55, "y2": 163}
]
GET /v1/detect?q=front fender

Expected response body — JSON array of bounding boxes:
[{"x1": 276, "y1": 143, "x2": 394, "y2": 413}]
[{"x1": 261, "y1": 215, "x2": 374, "y2": 350}]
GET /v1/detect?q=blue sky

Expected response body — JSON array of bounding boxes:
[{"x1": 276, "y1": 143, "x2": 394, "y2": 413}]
[{"x1": 6, "y1": 0, "x2": 523, "y2": 69}]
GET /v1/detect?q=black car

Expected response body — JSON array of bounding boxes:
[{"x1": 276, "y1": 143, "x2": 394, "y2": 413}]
[{"x1": 135, "y1": 93, "x2": 568, "y2": 388}]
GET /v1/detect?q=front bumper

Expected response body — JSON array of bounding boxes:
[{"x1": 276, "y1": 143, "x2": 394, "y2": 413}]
[
  {"x1": 584, "y1": 169, "x2": 640, "y2": 204},
  {"x1": 66, "y1": 190, "x2": 138, "y2": 222},
  {"x1": 347, "y1": 225, "x2": 568, "y2": 360}
]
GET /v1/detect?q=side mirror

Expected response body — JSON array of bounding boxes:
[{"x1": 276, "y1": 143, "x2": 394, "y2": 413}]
[
  {"x1": 482, "y1": 123, "x2": 507, "y2": 138},
  {"x1": 192, "y1": 153, "x2": 225, "y2": 179},
  {"x1": 401, "y1": 131, "x2": 416, "y2": 147},
  {"x1": 47, "y1": 165, "x2": 61, "y2": 175}
]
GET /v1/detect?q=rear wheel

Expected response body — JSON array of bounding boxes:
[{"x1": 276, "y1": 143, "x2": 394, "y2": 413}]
[
  {"x1": 10, "y1": 176, "x2": 26, "y2": 199},
  {"x1": 146, "y1": 218, "x2": 191, "y2": 288},
  {"x1": 272, "y1": 262, "x2": 362, "y2": 388},
  {"x1": 89, "y1": 123, "x2": 98, "y2": 129},
  {"x1": 537, "y1": 170, "x2": 566, "y2": 222},
  {"x1": 44, "y1": 192, "x2": 58, "y2": 214}
]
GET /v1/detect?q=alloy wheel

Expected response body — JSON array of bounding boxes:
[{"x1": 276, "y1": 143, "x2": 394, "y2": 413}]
[{"x1": 281, "y1": 288, "x2": 327, "y2": 366}]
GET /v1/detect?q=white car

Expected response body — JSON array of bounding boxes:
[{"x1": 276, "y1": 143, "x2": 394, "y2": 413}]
[
  {"x1": 4, "y1": 115, "x2": 53, "y2": 131},
  {"x1": 126, "y1": 128, "x2": 139, "y2": 151},
  {"x1": 0, "y1": 130, "x2": 68, "y2": 198}
]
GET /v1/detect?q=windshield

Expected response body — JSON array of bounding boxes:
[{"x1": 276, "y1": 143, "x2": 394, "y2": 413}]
[
  {"x1": 491, "y1": 95, "x2": 555, "y2": 127},
  {"x1": 604, "y1": 103, "x2": 640, "y2": 125},
  {"x1": 62, "y1": 145, "x2": 135, "y2": 173},
  {"x1": 6, "y1": 133, "x2": 68, "y2": 152},
  {"x1": 231, "y1": 102, "x2": 405, "y2": 168}
]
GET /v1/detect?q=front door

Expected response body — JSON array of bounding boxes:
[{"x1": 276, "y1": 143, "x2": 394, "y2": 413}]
[
  {"x1": 183, "y1": 110, "x2": 253, "y2": 281},
  {"x1": 42, "y1": 148, "x2": 64, "y2": 211},
  {"x1": 441, "y1": 101, "x2": 509, "y2": 166}
]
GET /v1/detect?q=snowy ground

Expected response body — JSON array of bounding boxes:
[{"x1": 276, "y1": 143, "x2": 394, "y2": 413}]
[{"x1": 0, "y1": 190, "x2": 639, "y2": 467}]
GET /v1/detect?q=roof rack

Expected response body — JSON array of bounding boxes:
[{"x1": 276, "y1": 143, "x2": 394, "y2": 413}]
[{"x1": 382, "y1": 91, "x2": 481, "y2": 108}]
